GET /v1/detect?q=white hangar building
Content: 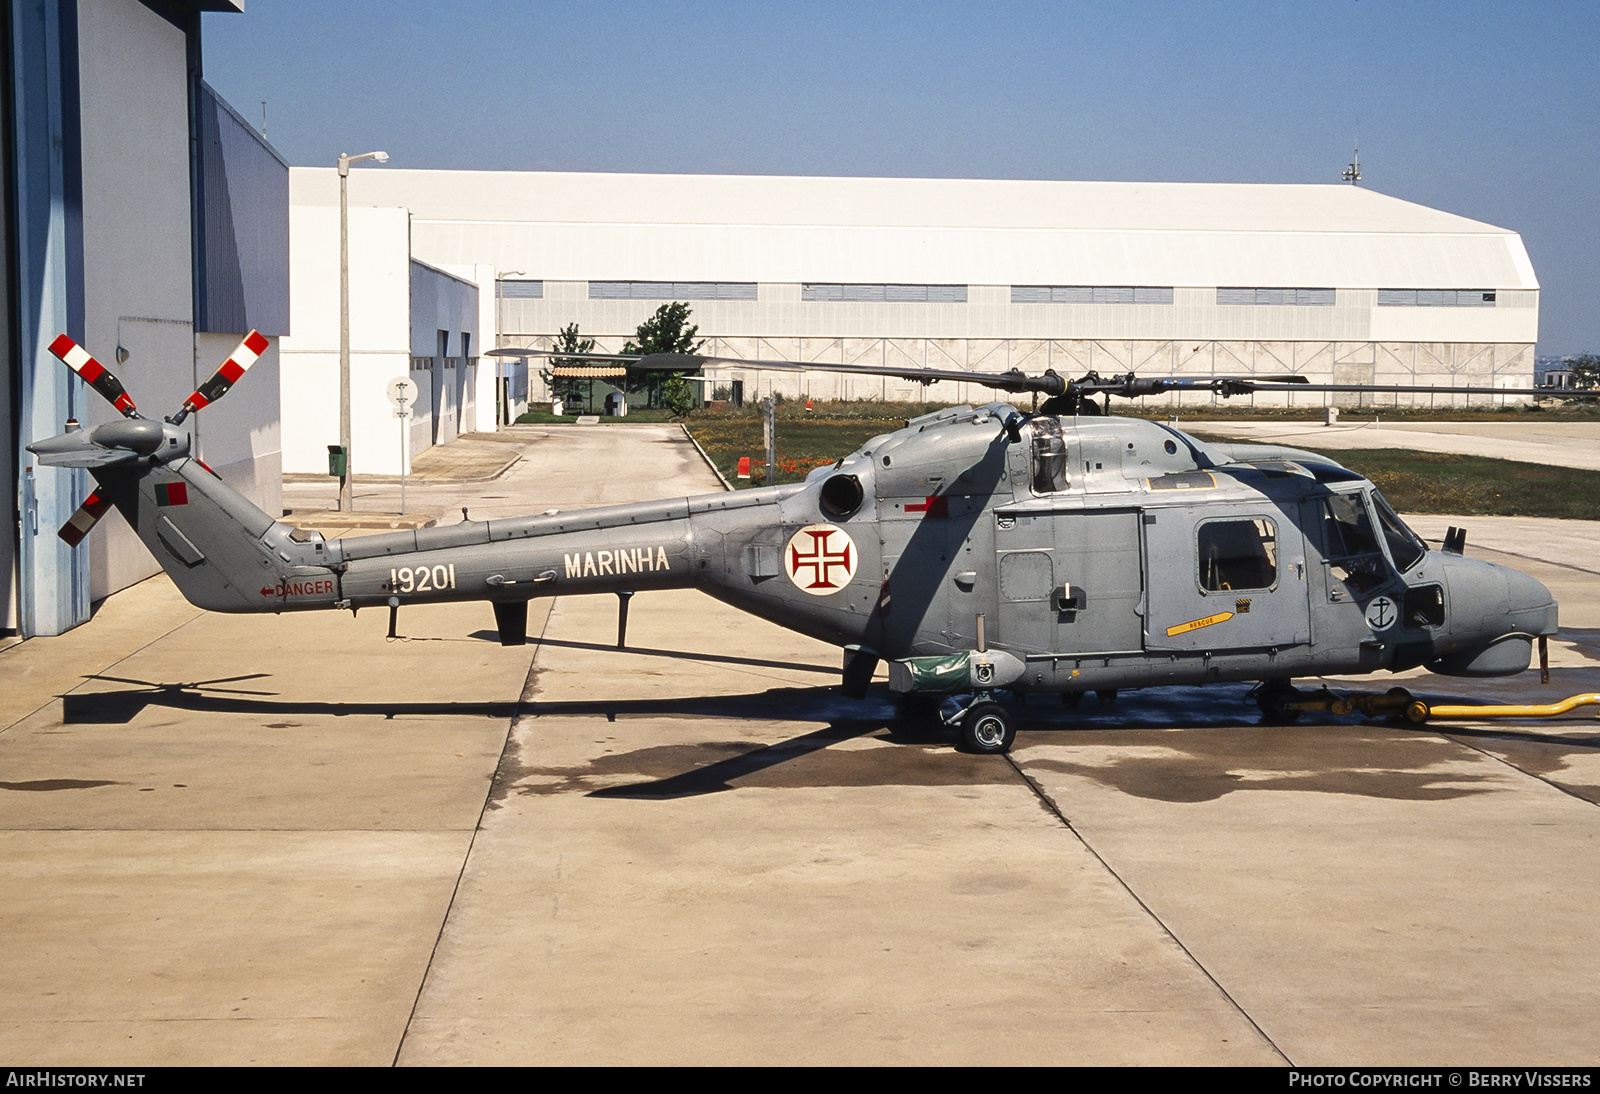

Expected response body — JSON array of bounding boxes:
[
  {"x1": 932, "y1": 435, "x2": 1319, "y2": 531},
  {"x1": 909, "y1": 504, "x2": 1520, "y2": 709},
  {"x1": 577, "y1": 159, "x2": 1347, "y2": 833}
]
[{"x1": 285, "y1": 168, "x2": 1537, "y2": 460}]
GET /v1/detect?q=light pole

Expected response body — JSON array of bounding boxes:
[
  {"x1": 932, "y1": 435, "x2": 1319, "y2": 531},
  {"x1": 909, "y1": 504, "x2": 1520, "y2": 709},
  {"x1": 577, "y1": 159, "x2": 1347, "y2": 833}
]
[{"x1": 338, "y1": 149, "x2": 389, "y2": 511}]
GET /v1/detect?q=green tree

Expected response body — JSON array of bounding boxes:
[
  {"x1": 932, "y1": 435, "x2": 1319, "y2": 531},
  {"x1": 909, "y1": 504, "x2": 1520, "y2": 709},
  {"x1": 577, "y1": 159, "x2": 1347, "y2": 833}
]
[
  {"x1": 624, "y1": 302, "x2": 704, "y2": 410},
  {"x1": 544, "y1": 322, "x2": 595, "y2": 412},
  {"x1": 1564, "y1": 353, "x2": 1600, "y2": 389},
  {"x1": 660, "y1": 375, "x2": 696, "y2": 418}
]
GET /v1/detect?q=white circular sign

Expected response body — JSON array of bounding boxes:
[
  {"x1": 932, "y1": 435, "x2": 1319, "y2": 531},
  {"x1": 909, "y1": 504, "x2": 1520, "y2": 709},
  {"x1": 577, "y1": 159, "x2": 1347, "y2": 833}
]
[
  {"x1": 784, "y1": 524, "x2": 858, "y2": 595},
  {"x1": 386, "y1": 376, "x2": 418, "y2": 408},
  {"x1": 1364, "y1": 595, "x2": 1398, "y2": 631}
]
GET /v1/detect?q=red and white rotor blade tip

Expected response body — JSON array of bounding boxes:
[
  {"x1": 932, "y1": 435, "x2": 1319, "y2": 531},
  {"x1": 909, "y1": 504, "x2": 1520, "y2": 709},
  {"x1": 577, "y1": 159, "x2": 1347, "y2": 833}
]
[
  {"x1": 47, "y1": 334, "x2": 139, "y2": 418},
  {"x1": 58, "y1": 490, "x2": 113, "y2": 547},
  {"x1": 180, "y1": 330, "x2": 268, "y2": 416}
]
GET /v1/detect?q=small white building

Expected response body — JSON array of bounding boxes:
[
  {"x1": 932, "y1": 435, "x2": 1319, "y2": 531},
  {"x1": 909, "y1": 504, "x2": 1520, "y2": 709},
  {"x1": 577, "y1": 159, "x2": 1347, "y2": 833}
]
[{"x1": 277, "y1": 191, "x2": 486, "y2": 476}]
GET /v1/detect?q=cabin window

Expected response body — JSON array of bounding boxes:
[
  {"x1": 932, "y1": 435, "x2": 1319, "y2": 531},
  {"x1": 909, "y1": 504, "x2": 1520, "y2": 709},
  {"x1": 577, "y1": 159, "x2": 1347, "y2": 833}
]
[{"x1": 1198, "y1": 518, "x2": 1278, "y2": 592}]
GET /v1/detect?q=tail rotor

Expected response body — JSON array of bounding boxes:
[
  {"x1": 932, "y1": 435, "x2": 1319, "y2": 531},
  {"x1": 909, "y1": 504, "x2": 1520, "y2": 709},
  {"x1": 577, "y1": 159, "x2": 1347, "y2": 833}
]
[
  {"x1": 169, "y1": 330, "x2": 270, "y2": 426},
  {"x1": 57, "y1": 489, "x2": 113, "y2": 546},
  {"x1": 33, "y1": 329, "x2": 268, "y2": 545},
  {"x1": 47, "y1": 335, "x2": 140, "y2": 419}
]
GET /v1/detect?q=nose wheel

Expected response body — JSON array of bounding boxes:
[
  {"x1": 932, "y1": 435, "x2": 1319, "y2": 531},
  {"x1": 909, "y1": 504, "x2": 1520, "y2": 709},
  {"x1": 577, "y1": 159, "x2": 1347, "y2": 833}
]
[{"x1": 957, "y1": 700, "x2": 1017, "y2": 754}]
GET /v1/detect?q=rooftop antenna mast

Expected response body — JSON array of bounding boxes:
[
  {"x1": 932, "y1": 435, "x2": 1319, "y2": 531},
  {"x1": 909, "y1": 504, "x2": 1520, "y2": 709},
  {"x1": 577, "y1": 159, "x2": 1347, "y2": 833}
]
[
  {"x1": 260, "y1": 101, "x2": 267, "y2": 139},
  {"x1": 1342, "y1": 118, "x2": 1361, "y2": 185}
]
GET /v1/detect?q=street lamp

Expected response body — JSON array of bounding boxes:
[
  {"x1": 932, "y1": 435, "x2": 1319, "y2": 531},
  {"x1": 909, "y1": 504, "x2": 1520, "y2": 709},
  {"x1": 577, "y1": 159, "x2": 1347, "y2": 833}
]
[{"x1": 338, "y1": 149, "x2": 389, "y2": 511}]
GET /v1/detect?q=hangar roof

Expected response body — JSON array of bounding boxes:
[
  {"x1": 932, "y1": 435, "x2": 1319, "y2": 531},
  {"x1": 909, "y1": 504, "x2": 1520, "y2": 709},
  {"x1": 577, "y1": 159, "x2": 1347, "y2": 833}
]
[{"x1": 291, "y1": 169, "x2": 1537, "y2": 290}]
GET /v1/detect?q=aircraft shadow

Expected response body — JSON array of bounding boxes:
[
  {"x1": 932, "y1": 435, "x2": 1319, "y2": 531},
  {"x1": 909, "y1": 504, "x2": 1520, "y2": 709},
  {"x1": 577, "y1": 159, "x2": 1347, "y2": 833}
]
[
  {"x1": 518, "y1": 636, "x2": 839, "y2": 675},
  {"x1": 61, "y1": 672, "x2": 521, "y2": 724}
]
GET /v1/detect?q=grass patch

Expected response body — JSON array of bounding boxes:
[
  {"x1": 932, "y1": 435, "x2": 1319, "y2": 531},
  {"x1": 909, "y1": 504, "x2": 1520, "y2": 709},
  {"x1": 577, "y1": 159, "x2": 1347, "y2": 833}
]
[
  {"x1": 685, "y1": 402, "x2": 927, "y2": 486},
  {"x1": 1299, "y1": 449, "x2": 1600, "y2": 521},
  {"x1": 1193, "y1": 435, "x2": 1600, "y2": 519}
]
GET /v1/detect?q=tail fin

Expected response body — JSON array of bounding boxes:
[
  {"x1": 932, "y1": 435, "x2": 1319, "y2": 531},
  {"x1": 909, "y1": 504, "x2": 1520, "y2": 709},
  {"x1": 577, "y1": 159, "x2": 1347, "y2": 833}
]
[{"x1": 93, "y1": 457, "x2": 337, "y2": 613}]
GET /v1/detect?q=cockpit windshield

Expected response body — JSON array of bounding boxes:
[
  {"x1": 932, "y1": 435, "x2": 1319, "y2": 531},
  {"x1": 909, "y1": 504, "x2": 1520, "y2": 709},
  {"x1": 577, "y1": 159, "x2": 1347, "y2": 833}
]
[{"x1": 1370, "y1": 490, "x2": 1426, "y2": 572}]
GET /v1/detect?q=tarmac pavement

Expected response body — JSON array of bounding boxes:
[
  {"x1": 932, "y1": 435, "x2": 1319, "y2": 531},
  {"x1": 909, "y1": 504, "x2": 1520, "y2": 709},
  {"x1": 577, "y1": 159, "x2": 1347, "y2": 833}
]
[{"x1": 3, "y1": 419, "x2": 1599, "y2": 1064}]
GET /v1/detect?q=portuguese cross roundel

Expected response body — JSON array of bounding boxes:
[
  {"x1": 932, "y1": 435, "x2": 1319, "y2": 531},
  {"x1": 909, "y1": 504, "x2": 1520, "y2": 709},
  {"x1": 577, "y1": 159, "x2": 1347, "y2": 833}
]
[{"x1": 784, "y1": 524, "x2": 858, "y2": 595}]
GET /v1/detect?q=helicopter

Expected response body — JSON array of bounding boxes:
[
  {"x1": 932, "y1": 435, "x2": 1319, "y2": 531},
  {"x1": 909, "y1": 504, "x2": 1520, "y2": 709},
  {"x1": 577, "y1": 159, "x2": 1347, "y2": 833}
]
[{"x1": 26, "y1": 332, "x2": 1584, "y2": 755}]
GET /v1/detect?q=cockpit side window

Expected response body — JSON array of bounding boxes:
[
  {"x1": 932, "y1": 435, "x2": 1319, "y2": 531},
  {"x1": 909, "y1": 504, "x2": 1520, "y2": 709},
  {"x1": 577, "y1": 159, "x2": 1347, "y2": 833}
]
[
  {"x1": 1371, "y1": 491, "x2": 1426, "y2": 572},
  {"x1": 1320, "y1": 493, "x2": 1388, "y2": 593},
  {"x1": 1030, "y1": 418, "x2": 1068, "y2": 493}
]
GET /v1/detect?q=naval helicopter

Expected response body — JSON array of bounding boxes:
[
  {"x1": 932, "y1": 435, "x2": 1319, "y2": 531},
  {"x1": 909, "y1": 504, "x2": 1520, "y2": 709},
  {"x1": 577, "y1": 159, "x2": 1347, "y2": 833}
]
[{"x1": 27, "y1": 332, "x2": 1583, "y2": 754}]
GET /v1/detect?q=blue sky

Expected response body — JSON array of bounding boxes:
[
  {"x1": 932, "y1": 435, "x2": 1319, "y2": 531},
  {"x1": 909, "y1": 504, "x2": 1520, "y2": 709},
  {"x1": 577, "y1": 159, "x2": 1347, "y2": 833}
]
[{"x1": 204, "y1": 0, "x2": 1600, "y2": 356}]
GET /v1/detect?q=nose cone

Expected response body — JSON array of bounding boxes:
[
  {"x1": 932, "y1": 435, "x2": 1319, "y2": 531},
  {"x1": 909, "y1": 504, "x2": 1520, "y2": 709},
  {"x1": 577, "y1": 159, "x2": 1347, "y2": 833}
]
[{"x1": 1429, "y1": 554, "x2": 1557, "y2": 677}]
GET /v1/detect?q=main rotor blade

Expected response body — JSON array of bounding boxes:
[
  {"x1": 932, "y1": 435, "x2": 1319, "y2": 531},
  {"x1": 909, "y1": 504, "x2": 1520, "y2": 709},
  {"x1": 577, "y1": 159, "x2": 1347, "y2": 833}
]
[
  {"x1": 672, "y1": 354, "x2": 1071, "y2": 395},
  {"x1": 57, "y1": 490, "x2": 112, "y2": 547},
  {"x1": 484, "y1": 345, "x2": 1595, "y2": 403},
  {"x1": 485, "y1": 347, "x2": 642, "y2": 361},
  {"x1": 487, "y1": 346, "x2": 1071, "y2": 395},
  {"x1": 170, "y1": 330, "x2": 269, "y2": 425},
  {"x1": 48, "y1": 335, "x2": 139, "y2": 418},
  {"x1": 1215, "y1": 381, "x2": 1600, "y2": 399}
]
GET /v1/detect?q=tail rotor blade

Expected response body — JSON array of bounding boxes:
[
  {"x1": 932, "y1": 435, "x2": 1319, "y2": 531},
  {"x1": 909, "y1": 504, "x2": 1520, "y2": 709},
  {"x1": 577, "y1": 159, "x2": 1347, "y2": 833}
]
[
  {"x1": 58, "y1": 489, "x2": 113, "y2": 547},
  {"x1": 171, "y1": 330, "x2": 268, "y2": 424},
  {"x1": 48, "y1": 335, "x2": 139, "y2": 418}
]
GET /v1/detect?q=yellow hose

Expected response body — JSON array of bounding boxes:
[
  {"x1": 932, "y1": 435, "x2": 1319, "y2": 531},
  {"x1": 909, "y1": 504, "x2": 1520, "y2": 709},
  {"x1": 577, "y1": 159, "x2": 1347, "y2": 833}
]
[{"x1": 1406, "y1": 693, "x2": 1600, "y2": 724}]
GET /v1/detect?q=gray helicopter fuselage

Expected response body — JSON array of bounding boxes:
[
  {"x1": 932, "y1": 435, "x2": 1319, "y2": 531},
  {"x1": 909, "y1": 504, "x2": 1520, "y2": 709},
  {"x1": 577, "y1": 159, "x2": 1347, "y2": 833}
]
[{"x1": 91, "y1": 403, "x2": 1555, "y2": 696}]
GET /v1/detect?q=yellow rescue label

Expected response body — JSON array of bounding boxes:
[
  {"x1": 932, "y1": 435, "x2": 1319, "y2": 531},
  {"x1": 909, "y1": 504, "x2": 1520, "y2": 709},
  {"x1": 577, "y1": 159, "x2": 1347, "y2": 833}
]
[{"x1": 1166, "y1": 611, "x2": 1234, "y2": 637}]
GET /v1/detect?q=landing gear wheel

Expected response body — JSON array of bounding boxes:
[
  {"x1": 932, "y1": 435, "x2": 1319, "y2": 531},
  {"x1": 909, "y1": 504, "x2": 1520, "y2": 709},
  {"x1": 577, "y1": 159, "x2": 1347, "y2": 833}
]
[
  {"x1": 1256, "y1": 680, "x2": 1303, "y2": 724},
  {"x1": 1062, "y1": 690, "x2": 1083, "y2": 709},
  {"x1": 1095, "y1": 688, "x2": 1119, "y2": 705},
  {"x1": 960, "y1": 701, "x2": 1017, "y2": 755}
]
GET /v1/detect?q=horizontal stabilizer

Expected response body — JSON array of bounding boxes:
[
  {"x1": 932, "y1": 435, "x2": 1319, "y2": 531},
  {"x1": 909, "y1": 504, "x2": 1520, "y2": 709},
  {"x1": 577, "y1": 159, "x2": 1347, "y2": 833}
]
[{"x1": 26, "y1": 428, "x2": 143, "y2": 469}]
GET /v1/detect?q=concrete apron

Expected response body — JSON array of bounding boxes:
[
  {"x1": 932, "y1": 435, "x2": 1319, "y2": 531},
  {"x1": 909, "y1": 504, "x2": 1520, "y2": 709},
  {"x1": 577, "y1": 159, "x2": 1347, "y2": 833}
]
[{"x1": 0, "y1": 594, "x2": 543, "y2": 1065}]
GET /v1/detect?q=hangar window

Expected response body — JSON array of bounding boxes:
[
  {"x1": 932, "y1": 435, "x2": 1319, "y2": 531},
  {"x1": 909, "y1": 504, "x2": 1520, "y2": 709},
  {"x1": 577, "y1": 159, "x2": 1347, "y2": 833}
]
[
  {"x1": 589, "y1": 281, "x2": 758, "y2": 300},
  {"x1": 1377, "y1": 289, "x2": 1497, "y2": 307},
  {"x1": 496, "y1": 279, "x2": 544, "y2": 299},
  {"x1": 1216, "y1": 287, "x2": 1336, "y2": 306},
  {"x1": 1198, "y1": 518, "x2": 1278, "y2": 592},
  {"x1": 803, "y1": 283, "x2": 968, "y2": 303},
  {"x1": 1012, "y1": 285, "x2": 1173, "y2": 304}
]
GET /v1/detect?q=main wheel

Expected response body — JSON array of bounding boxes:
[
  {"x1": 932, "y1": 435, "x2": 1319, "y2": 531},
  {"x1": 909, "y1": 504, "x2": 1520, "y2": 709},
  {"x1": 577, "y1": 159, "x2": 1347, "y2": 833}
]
[
  {"x1": 1256, "y1": 680, "x2": 1303, "y2": 724},
  {"x1": 960, "y1": 701, "x2": 1016, "y2": 755}
]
